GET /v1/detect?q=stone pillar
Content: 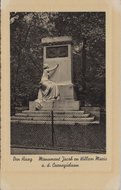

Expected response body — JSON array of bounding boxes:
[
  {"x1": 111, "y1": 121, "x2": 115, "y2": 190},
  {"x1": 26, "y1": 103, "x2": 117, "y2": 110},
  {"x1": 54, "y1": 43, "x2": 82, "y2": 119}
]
[
  {"x1": 29, "y1": 36, "x2": 80, "y2": 111},
  {"x1": 41, "y1": 36, "x2": 76, "y2": 100}
]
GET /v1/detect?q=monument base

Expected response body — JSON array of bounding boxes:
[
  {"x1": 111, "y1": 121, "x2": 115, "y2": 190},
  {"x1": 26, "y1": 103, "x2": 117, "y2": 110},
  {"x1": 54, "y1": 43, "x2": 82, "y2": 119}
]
[
  {"x1": 58, "y1": 83, "x2": 77, "y2": 100},
  {"x1": 29, "y1": 100, "x2": 80, "y2": 111}
]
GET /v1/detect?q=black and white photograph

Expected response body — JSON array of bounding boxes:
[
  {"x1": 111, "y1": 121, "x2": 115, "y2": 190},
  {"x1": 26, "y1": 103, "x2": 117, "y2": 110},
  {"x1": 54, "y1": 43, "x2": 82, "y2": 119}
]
[
  {"x1": 10, "y1": 12, "x2": 106, "y2": 154},
  {"x1": 1, "y1": 0, "x2": 121, "y2": 189}
]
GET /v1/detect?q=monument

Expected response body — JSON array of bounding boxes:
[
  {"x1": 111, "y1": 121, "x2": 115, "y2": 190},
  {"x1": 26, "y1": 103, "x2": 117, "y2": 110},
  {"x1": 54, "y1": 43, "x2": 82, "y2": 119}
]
[
  {"x1": 11, "y1": 36, "x2": 100, "y2": 121},
  {"x1": 29, "y1": 36, "x2": 80, "y2": 111},
  {"x1": 11, "y1": 36, "x2": 100, "y2": 152}
]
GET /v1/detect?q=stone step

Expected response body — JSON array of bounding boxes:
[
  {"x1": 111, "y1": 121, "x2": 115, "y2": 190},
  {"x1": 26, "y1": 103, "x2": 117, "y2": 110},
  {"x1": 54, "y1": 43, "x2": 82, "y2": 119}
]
[
  {"x1": 11, "y1": 116, "x2": 94, "y2": 122},
  {"x1": 29, "y1": 100, "x2": 80, "y2": 111},
  {"x1": 11, "y1": 119, "x2": 99, "y2": 125},
  {"x1": 22, "y1": 110, "x2": 84, "y2": 114},
  {"x1": 15, "y1": 113, "x2": 90, "y2": 118}
]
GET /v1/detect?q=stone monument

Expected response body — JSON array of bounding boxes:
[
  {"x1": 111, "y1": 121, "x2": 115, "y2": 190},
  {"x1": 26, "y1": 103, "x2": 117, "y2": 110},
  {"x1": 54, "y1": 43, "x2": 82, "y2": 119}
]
[
  {"x1": 29, "y1": 36, "x2": 80, "y2": 111},
  {"x1": 11, "y1": 36, "x2": 100, "y2": 152},
  {"x1": 11, "y1": 36, "x2": 100, "y2": 124}
]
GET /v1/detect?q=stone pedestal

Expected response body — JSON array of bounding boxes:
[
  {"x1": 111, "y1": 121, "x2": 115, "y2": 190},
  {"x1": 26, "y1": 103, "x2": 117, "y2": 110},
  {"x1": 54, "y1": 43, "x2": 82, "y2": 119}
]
[
  {"x1": 30, "y1": 36, "x2": 81, "y2": 111},
  {"x1": 29, "y1": 100, "x2": 80, "y2": 111},
  {"x1": 42, "y1": 36, "x2": 77, "y2": 101},
  {"x1": 29, "y1": 36, "x2": 81, "y2": 111},
  {"x1": 58, "y1": 83, "x2": 77, "y2": 100}
]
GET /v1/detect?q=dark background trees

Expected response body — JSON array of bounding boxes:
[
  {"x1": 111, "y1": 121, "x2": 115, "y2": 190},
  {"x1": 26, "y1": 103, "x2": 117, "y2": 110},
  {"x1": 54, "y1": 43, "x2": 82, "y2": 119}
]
[{"x1": 10, "y1": 12, "x2": 105, "y2": 113}]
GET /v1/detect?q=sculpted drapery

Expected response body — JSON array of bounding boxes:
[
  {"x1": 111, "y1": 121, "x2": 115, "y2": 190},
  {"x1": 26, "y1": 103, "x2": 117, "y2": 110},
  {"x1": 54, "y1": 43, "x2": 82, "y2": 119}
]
[{"x1": 35, "y1": 64, "x2": 59, "y2": 109}]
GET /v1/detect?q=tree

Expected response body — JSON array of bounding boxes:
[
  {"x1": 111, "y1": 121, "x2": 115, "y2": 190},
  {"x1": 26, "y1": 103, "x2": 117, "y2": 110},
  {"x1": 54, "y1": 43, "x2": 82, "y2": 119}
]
[{"x1": 10, "y1": 12, "x2": 49, "y2": 113}]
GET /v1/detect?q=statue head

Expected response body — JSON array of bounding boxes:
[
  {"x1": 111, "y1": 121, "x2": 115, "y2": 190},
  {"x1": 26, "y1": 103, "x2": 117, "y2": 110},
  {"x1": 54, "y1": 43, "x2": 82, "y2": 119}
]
[{"x1": 43, "y1": 64, "x2": 49, "y2": 70}]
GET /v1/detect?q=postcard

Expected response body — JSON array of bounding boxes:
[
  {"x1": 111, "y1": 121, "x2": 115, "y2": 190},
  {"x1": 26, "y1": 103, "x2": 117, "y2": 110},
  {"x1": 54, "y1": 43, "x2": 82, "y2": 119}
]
[{"x1": 1, "y1": 0, "x2": 121, "y2": 189}]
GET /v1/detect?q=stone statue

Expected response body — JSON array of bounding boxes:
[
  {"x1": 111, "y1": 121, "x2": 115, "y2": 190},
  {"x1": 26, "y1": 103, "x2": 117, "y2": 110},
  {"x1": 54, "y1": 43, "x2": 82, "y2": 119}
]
[{"x1": 35, "y1": 63, "x2": 60, "y2": 110}]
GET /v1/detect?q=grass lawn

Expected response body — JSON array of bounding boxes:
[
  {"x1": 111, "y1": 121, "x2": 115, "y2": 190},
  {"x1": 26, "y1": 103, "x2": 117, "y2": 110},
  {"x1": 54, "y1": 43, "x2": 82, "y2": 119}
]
[{"x1": 11, "y1": 111, "x2": 106, "y2": 154}]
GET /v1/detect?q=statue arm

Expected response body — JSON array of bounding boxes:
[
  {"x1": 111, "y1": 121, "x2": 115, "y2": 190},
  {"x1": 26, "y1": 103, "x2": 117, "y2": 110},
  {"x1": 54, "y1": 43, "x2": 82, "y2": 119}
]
[{"x1": 47, "y1": 64, "x2": 59, "y2": 72}]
